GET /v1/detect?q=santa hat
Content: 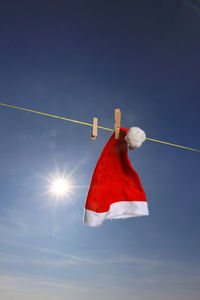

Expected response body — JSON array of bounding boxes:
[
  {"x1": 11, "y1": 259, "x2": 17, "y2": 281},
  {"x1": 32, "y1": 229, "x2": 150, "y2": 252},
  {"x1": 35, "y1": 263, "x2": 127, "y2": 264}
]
[{"x1": 84, "y1": 127, "x2": 149, "y2": 227}]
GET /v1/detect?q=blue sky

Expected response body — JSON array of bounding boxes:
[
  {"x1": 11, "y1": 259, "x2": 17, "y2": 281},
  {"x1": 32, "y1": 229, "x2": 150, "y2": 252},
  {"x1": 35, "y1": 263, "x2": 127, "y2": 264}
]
[{"x1": 0, "y1": 0, "x2": 200, "y2": 299}]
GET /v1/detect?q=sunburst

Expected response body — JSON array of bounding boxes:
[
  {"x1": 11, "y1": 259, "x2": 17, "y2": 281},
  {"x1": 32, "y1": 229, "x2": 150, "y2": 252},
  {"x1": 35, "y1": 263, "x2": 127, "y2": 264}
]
[
  {"x1": 33, "y1": 159, "x2": 88, "y2": 208},
  {"x1": 51, "y1": 178, "x2": 70, "y2": 197}
]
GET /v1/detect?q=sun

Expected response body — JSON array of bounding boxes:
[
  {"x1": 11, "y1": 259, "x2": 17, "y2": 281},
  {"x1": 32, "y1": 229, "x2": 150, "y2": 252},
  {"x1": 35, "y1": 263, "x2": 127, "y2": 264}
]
[
  {"x1": 36, "y1": 165, "x2": 85, "y2": 205},
  {"x1": 51, "y1": 178, "x2": 70, "y2": 197}
]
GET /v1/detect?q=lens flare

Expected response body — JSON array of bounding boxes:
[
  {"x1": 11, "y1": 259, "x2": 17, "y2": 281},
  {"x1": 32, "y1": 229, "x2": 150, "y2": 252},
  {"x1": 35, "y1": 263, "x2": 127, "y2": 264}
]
[{"x1": 51, "y1": 178, "x2": 70, "y2": 196}]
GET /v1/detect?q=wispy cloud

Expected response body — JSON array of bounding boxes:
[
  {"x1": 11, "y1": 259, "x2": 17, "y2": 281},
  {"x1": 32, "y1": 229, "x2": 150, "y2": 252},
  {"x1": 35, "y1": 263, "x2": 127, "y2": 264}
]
[
  {"x1": 0, "y1": 238, "x2": 98, "y2": 265},
  {"x1": 0, "y1": 272, "x2": 96, "y2": 296},
  {"x1": 0, "y1": 250, "x2": 163, "y2": 270},
  {"x1": 0, "y1": 268, "x2": 200, "y2": 300},
  {"x1": 0, "y1": 238, "x2": 200, "y2": 300},
  {"x1": 0, "y1": 237, "x2": 164, "y2": 268},
  {"x1": 0, "y1": 238, "x2": 170, "y2": 269},
  {"x1": 0, "y1": 216, "x2": 28, "y2": 228},
  {"x1": 0, "y1": 251, "x2": 90, "y2": 267},
  {"x1": 100, "y1": 255, "x2": 163, "y2": 266}
]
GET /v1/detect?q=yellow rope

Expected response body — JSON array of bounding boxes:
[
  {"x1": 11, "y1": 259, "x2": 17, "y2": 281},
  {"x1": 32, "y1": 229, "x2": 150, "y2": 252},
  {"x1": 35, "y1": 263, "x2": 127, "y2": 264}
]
[
  {"x1": 0, "y1": 102, "x2": 199, "y2": 152},
  {"x1": 146, "y1": 137, "x2": 200, "y2": 152}
]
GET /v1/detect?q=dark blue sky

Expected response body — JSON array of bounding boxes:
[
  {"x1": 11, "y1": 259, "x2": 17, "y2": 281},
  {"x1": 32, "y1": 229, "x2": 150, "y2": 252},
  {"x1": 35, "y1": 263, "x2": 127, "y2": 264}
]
[{"x1": 0, "y1": 1, "x2": 200, "y2": 299}]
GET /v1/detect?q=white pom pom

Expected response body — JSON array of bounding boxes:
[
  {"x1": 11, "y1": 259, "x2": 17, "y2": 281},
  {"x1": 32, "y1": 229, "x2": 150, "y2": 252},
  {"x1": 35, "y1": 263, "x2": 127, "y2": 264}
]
[{"x1": 125, "y1": 127, "x2": 146, "y2": 149}]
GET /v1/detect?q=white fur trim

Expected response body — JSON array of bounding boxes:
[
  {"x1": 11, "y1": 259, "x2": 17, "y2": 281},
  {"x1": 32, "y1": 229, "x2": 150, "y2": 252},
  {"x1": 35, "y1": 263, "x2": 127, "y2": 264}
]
[
  {"x1": 84, "y1": 201, "x2": 149, "y2": 227},
  {"x1": 125, "y1": 127, "x2": 146, "y2": 148}
]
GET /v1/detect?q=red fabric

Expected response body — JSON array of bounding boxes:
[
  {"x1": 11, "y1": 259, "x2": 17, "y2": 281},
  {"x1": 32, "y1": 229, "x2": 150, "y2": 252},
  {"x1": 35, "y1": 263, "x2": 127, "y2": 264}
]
[{"x1": 85, "y1": 127, "x2": 147, "y2": 213}]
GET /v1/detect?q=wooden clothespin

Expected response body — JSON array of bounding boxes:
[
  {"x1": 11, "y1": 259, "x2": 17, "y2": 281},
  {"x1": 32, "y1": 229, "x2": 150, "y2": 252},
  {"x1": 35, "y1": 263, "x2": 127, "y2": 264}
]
[
  {"x1": 91, "y1": 117, "x2": 98, "y2": 140},
  {"x1": 115, "y1": 109, "x2": 121, "y2": 140}
]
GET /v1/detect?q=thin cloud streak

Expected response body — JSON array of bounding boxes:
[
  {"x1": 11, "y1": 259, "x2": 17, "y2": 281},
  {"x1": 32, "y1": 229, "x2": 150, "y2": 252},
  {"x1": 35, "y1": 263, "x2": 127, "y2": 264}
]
[
  {"x1": 0, "y1": 238, "x2": 98, "y2": 265},
  {"x1": 0, "y1": 237, "x2": 164, "y2": 267},
  {"x1": 0, "y1": 272, "x2": 95, "y2": 293},
  {"x1": 0, "y1": 238, "x2": 171, "y2": 268},
  {"x1": 0, "y1": 216, "x2": 28, "y2": 228},
  {"x1": 0, "y1": 252, "x2": 86, "y2": 267}
]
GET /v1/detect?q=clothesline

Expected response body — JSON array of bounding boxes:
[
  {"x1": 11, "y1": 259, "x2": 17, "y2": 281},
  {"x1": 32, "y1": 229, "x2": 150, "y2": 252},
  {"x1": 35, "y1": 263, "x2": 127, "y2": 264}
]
[{"x1": 0, "y1": 102, "x2": 199, "y2": 153}]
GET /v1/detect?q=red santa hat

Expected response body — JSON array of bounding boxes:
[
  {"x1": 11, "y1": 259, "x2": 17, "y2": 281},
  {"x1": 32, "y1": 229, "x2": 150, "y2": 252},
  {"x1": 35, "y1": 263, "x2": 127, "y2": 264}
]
[{"x1": 84, "y1": 127, "x2": 149, "y2": 227}]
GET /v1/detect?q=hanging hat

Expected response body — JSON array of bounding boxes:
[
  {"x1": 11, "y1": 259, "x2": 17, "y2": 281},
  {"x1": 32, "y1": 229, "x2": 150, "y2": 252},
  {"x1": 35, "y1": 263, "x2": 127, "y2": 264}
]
[{"x1": 84, "y1": 127, "x2": 149, "y2": 227}]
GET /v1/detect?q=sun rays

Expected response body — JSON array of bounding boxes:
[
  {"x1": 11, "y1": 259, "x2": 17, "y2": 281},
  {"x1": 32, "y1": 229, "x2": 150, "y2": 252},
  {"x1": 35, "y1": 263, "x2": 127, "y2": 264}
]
[
  {"x1": 51, "y1": 178, "x2": 70, "y2": 196},
  {"x1": 33, "y1": 159, "x2": 89, "y2": 210}
]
